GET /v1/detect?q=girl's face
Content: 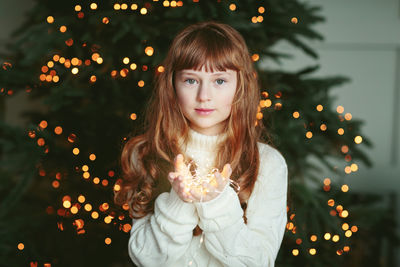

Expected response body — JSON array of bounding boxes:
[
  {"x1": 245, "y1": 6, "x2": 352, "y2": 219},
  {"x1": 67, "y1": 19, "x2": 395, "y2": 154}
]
[{"x1": 175, "y1": 65, "x2": 237, "y2": 136}]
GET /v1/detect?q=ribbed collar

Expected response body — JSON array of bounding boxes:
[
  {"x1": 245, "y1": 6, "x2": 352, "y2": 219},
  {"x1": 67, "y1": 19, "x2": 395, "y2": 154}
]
[{"x1": 185, "y1": 128, "x2": 227, "y2": 152}]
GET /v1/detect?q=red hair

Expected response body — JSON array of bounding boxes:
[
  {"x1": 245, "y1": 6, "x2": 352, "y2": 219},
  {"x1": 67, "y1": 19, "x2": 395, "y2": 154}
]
[{"x1": 115, "y1": 21, "x2": 267, "y2": 225}]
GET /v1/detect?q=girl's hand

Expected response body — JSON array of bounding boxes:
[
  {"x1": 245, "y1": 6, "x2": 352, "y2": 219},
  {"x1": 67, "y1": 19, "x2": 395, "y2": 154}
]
[
  {"x1": 190, "y1": 163, "x2": 232, "y2": 203},
  {"x1": 168, "y1": 154, "x2": 193, "y2": 202}
]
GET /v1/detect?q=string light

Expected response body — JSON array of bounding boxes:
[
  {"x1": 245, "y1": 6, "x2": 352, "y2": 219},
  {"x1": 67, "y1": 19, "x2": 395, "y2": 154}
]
[{"x1": 47, "y1": 16, "x2": 54, "y2": 24}]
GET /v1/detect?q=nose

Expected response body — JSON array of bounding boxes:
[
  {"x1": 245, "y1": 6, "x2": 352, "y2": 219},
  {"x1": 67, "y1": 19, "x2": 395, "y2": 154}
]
[{"x1": 197, "y1": 82, "x2": 211, "y2": 102}]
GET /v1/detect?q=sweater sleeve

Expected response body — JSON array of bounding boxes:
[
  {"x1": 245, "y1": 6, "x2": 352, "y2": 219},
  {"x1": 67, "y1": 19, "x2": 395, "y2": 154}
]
[
  {"x1": 128, "y1": 188, "x2": 199, "y2": 266},
  {"x1": 193, "y1": 144, "x2": 288, "y2": 267}
]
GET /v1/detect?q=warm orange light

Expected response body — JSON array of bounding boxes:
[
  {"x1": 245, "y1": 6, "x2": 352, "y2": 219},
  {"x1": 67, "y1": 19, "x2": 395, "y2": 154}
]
[
  {"x1": 323, "y1": 178, "x2": 331, "y2": 185},
  {"x1": 257, "y1": 16, "x2": 263, "y2": 23},
  {"x1": 84, "y1": 204, "x2": 92, "y2": 211},
  {"x1": 93, "y1": 177, "x2": 100, "y2": 184},
  {"x1": 52, "y1": 180, "x2": 60, "y2": 188},
  {"x1": 60, "y1": 26, "x2": 67, "y2": 33},
  {"x1": 81, "y1": 171, "x2": 89, "y2": 179},
  {"x1": 320, "y1": 124, "x2": 327, "y2": 131},
  {"x1": 39, "y1": 120, "x2": 48, "y2": 129},
  {"x1": 327, "y1": 199, "x2": 335, "y2": 207},
  {"x1": 306, "y1": 131, "x2": 313, "y2": 139},
  {"x1": 345, "y1": 230, "x2": 352, "y2": 237},
  {"x1": 65, "y1": 38, "x2": 74, "y2": 46},
  {"x1": 114, "y1": 184, "x2": 121, "y2": 192},
  {"x1": 131, "y1": 4, "x2": 138, "y2": 10},
  {"x1": 105, "y1": 237, "x2": 112, "y2": 245},
  {"x1": 90, "y1": 75, "x2": 97, "y2": 83},
  {"x1": 145, "y1": 46, "x2": 154, "y2": 56},
  {"x1": 130, "y1": 113, "x2": 137, "y2": 120},
  {"x1": 73, "y1": 148, "x2": 80, "y2": 155},
  {"x1": 102, "y1": 179, "x2": 109, "y2": 186},
  {"x1": 345, "y1": 113, "x2": 352, "y2": 120},
  {"x1": 96, "y1": 57, "x2": 103, "y2": 64},
  {"x1": 140, "y1": 7, "x2": 147, "y2": 14},
  {"x1": 90, "y1": 3, "x2": 97, "y2": 9},
  {"x1": 121, "y1": 3, "x2": 128, "y2": 9},
  {"x1": 292, "y1": 111, "x2": 300, "y2": 118},
  {"x1": 338, "y1": 128, "x2": 344, "y2": 135},
  {"x1": 91, "y1": 211, "x2": 99, "y2": 219},
  {"x1": 78, "y1": 195, "x2": 85, "y2": 203},
  {"x1": 91, "y1": 53, "x2": 100, "y2": 61},
  {"x1": 63, "y1": 200, "x2": 71, "y2": 209},
  {"x1": 309, "y1": 248, "x2": 316, "y2": 255},
  {"x1": 251, "y1": 54, "x2": 260, "y2": 62},
  {"x1": 102, "y1": 17, "x2": 109, "y2": 24},
  {"x1": 75, "y1": 5, "x2": 82, "y2": 11},
  {"x1": 18, "y1": 243, "x2": 25, "y2": 250},
  {"x1": 324, "y1": 233, "x2": 331, "y2": 240},
  {"x1": 258, "y1": 6, "x2": 265, "y2": 13},
  {"x1": 341, "y1": 210, "x2": 349, "y2": 218},
  {"x1": 114, "y1": 3, "x2": 121, "y2": 10},
  {"x1": 37, "y1": 138, "x2": 45, "y2": 146},
  {"x1": 104, "y1": 216, "x2": 112, "y2": 224},
  {"x1": 341, "y1": 184, "x2": 349, "y2": 192},
  {"x1": 71, "y1": 206, "x2": 79, "y2": 214},
  {"x1": 291, "y1": 17, "x2": 298, "y2": 24},
  {"x1": 89, "y1": 154, "x2": 96, "y2": 161},
  {"x1": 350, "y1": 163, "x2": 358, "y2": 172},
  {"x1": 351, "y1": 226, "x2": 358, "y2": 232},
  {"x1": 122, "y1": 203, "x2": 130, "y2": 210},
  {"x1": 157, "y1": 65, "x2": 165, "y2": 73},
  {"x1": 256, "y1": 112, "x2": 263, "y2": 120},
  {"x1": 332, "y1": 235, "x2": 340, "y2": 242},
  {"x1": 341, "y1": 145, "x2": 349, "y2": 153},
  {"x1": 251, "y1": 16, "x2": 258, "y2": 24},
  {"x1": 336, "y1": 105, "x2": 344, "y2": 113},
  {"x1": 123, "y1": 57, "x2": 130, "y2": 64},
  {"x1": 344, "y1": 166, "x2": 352, "y2": 174},
  {"x1": 229, "y1": 4, "x2": 236, "y2": 11},
  {"x1": 47, "y1": 16, "x2": 55, "y2": 24},
  {"x1": 342, "y1": 223, "x2": 349, "y2": 231},
  {"x1": 292, "y1": 249, "x2": 299, "y2": 256},
  {"x1": 122, "y1": 223, "x2": 132, "y2": 232},
  {"x1": 120, "y1": 68, "x2": 129, "y2": 77},
  {"x1": 354, "y1": 135, "x2": 363, "y2": 144},
  {"x1": 138, "y1": 80, "x2": 145, "y2": 87},
  {"x1": 316, "y1": 104, "x2": 323, "y2": 111},
  {"x1": 310, "y1": 235, "x2": 317, "y2": 242}
]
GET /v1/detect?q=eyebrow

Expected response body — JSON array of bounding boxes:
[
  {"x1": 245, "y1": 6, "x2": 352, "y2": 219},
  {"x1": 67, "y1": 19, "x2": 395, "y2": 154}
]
[{"x1": 179, "y1": 70, "x2": 231, "y2": 76}]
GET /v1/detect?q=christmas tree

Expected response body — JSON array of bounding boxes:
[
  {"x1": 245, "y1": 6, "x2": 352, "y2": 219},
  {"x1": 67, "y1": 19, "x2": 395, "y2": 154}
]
[{"x1": 0, "y1": 0, "x2": 397, "y2": 266}]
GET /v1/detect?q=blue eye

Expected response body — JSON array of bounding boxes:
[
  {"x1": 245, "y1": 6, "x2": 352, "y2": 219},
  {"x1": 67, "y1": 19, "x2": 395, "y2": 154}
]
[
  {"x1": 185, "y1": 79, "x2": 197, "y2": 85},
  {"x1": 216, "y1": 79, "x2": 225, "y2": 85}
]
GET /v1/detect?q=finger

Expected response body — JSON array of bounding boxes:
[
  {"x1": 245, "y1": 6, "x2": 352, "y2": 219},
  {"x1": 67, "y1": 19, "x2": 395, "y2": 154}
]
[
  {"x1": 174, "y1": 154, "x2": 186, "y2": 172},
  {"x1": 190, "y1": 188, "x2": 202, "y2": 201},
  {"x1": 221, "y1": 164, "x2": 231, "y2": 179},
  {"x1": 168, "y1": 172, "x2": 177, "y2": 182}
]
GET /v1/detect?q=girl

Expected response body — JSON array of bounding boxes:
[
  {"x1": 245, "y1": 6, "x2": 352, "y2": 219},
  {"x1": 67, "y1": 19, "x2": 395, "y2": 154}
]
[{"x1": 115, "y1": 21, "x2": 288, "y2": 267}]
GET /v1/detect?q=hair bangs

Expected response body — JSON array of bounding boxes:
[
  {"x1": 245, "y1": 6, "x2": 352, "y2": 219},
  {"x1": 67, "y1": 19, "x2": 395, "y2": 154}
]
[{"x1": 172, "y1": 29, "x2": 241, "y2": 73}]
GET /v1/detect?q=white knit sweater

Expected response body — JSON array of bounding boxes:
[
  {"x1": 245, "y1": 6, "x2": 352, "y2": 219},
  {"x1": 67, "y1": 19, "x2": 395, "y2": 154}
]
[{"x1": 128, "y1": 129, "x2": 288, "y2": 267}]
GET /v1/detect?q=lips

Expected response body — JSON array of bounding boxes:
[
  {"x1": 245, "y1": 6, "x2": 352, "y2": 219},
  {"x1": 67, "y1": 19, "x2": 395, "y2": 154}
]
[
  {"x1": 195, "y1": 108, "x2": 214, "y2": 112},
  {"x1": 195, "y1": 108, "x2": 214, "y2": 115}
]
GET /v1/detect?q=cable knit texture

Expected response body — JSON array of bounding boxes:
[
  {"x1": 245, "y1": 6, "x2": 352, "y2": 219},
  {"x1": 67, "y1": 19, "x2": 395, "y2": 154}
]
[{"x1": 128, "y1": 129, "x2": 288, "y2": 267}]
